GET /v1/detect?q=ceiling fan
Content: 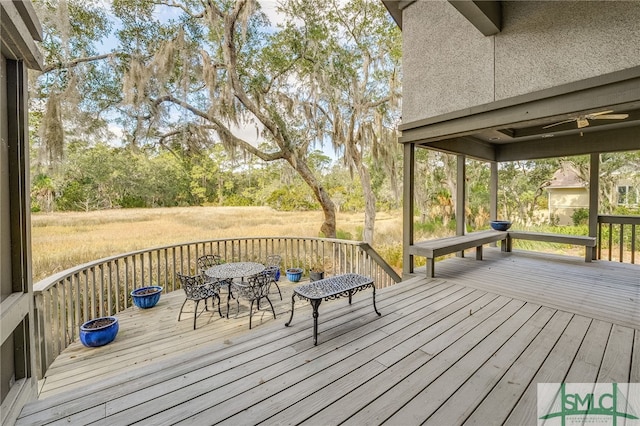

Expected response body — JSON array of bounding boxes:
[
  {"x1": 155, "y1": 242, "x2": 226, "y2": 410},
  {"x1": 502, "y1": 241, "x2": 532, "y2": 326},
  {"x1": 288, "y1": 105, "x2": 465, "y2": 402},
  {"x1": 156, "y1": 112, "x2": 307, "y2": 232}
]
[{"x1": 543, "y1": 110, "x2": 629, "y2": 129}]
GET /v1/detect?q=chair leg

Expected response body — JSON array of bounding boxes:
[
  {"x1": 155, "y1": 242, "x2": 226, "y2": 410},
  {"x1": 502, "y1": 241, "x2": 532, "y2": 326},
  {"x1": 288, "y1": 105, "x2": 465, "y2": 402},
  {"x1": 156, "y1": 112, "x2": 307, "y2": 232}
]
[
  {"x1": 193, "y1": 300, "x2": 200, "y2": 330},
  {"x1": 177, "y1": 299, "x2": 188, "y2": 322},
  {"x1": 227, "y1": 281, "x2": 235, "y2": 299},
  {"x1": 265, "y1": 296, "x2": 276, "y2": 319},
  {"x1": 248, "y1": 300, "x2": 255, "y2": 329},
  {"x1": 216, "y1": 294, "x2": 222, "y2": 317},
  {"x1": 273, "y1": 281, "x2": 282, "y2": 300}
]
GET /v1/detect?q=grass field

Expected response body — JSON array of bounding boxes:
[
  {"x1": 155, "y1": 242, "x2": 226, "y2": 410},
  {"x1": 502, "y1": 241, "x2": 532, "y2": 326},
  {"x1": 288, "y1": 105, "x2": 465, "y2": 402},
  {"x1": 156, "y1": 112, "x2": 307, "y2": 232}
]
[
  {"x1": 31, "y1": 206, "x2": 404, "y2": 282},
  {"x1": 33, "y1": 206, "x2": 634, "y2": 284}
]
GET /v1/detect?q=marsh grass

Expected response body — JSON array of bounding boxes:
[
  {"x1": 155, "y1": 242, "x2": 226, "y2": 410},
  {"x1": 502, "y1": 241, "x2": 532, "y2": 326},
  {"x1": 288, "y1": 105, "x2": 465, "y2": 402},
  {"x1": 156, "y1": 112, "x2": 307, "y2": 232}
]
[
  {"x1": 31, "y1": 206, "x2": 404, "y2": 282},
  {"x1": 34, "y1": 206, "x2": 625, "y2": 283}
]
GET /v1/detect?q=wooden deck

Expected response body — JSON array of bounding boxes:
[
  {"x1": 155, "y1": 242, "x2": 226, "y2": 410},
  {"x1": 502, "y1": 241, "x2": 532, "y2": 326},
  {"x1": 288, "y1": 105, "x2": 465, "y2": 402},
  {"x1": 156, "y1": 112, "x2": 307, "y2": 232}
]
[{"x1": 17, "y1": 249, "x2": 640, "y2": 425}]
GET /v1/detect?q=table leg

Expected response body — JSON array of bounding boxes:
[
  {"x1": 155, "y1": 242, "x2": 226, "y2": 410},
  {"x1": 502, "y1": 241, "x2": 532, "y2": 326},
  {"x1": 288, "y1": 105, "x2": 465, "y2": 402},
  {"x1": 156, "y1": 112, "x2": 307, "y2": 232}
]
[
  {"x1": 310, "y1": 299, "x2": 322, "y2": 345},
  {"x1": 372, "y1": 284, "x2": 381, "y2": 316},
  {"x1": 284, "y1": 293, "x2": 296, "y2": 327}
]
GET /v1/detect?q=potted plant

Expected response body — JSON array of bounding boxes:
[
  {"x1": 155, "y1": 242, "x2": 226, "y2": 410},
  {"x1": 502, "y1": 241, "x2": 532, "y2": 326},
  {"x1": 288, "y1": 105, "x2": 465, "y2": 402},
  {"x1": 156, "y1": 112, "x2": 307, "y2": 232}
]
[
  {"x1": 286, "y1": 267, "x2": 304, "y2": 282},
  {"x1": 131, "y1": 285, "x2": 163, "y2": 309},
  {"x1": 309, "y1": 259, "x2": 325, "y2": 282},
  {"x1": 80, "y1": 316, "x2": 119, "y2": 347}
]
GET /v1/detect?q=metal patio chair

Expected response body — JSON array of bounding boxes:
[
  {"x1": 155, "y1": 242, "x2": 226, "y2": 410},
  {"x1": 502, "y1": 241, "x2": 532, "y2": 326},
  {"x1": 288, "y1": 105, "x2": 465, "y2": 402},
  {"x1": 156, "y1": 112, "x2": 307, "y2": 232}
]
[
  {"x1": 230, "y1": 268, "x2": 277, "y2": 329},
  {"x1": 176, "y1": 273, "x2": 223, "y2": 330},
  {"x1": 264, "y1": 254, "x2": 283, "y2": 300},
  {"x1": 197, "y1": 254, "x2": 234, "y2": 299}
]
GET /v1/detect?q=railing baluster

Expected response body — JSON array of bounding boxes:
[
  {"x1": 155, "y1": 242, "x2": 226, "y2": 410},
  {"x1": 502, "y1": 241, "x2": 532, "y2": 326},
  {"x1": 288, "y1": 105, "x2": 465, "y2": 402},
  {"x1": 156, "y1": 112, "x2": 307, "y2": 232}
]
[
  {"x1": 124, "y1": 258, "x2": 130, "y2": 309},
  {"x1": 619, "y1": 224, "x2": 625, "y2": 262},
  {"x1": 598, "y1": 222, "x2": 602, "y2": 259},
  {"x1": 608, "y1": 223, "x2": 613, "y2": 261},
  {"x1": 84, "y1": 268, "x2": 91, "y2": 324},
  {"x1": 632, "y1": 224, "x2": 637, "y2": 264},
  {"x1": 598, "y1": 215, "x2": 639, "y2": 264}
]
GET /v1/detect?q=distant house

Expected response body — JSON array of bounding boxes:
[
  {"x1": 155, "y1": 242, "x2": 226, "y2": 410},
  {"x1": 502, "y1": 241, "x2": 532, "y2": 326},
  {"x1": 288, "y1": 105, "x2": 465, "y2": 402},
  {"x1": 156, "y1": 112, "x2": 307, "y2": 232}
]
[
  {"x1": 546, "y1": 163, "x2": 639, "y2": 225},
  {"x1": 613, "y1": 168, "x2": 639, "y2": 208},
  {"x1": 546, "y1": 163, "x2": 588, "y2": 225}
]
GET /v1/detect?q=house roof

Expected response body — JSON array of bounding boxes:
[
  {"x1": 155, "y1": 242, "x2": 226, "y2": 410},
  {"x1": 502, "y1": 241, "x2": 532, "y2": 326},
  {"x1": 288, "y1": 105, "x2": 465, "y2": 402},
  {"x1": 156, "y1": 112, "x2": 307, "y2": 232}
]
[
  {"x1": 548, "y1": 164, "x2": 588, "y2": 189},
  {"x1": 1, "y1": 0, "x2": 43, "y2": 70}
]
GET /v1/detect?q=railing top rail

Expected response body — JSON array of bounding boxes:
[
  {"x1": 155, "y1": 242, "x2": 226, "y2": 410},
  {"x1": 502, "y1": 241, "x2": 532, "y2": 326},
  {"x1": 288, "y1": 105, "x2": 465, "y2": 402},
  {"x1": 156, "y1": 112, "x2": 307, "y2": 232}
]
[
  {"x1": 598, "y1": 215, "x2": 640, "y2": 225},
  {"x1": 33, "y1": 236, "x2": 370, "y2": 293}
]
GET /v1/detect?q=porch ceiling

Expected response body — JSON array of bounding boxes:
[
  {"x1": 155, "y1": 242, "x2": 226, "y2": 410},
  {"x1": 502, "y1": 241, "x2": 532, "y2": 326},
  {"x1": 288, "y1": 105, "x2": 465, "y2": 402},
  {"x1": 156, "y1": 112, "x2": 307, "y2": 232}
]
[{"x1": 399, "y1": 66, "x2": 640, "y2": 162}]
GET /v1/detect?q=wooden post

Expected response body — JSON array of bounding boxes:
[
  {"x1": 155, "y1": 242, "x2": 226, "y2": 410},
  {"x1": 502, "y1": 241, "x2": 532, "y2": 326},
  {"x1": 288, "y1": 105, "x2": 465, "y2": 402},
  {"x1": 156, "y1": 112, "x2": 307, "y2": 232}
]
[
  {"x1": 456, "y1": 155, "x2": 466, "y2": 257},
  {"x1": 490, "y1": 161, "x2": 498, "y2": 247},
  {"x1": 589, "y1": 153, "x2": 599, "y2": 260},
  {"x1": 403, "y1": 143, "x2": 415, "y2": 275}
]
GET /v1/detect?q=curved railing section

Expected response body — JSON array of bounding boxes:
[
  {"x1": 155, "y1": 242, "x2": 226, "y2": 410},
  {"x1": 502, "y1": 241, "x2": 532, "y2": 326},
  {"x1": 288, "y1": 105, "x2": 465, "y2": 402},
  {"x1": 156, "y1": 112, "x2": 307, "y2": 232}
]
[
  {"x1": 32, "y1": 236, "x2": 401, "y2": 378},
  {"x1": 597, "y1": 215, "x2": 639, "y2": 264}
]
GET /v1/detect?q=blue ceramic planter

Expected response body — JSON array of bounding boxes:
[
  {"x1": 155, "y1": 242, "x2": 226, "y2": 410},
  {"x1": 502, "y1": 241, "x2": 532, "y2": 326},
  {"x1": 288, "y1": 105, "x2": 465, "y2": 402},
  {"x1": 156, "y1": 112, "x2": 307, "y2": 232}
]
[
  {"x1": 490, "y1": 220, "x2": 512, "y2": 231},
  {"x1": 286, "y1": 268, "x2": 303, "y2": 282},
  {"x1": 131, "y1": 286, "x2": 163, "y2": 309},
  {"x1": 80, "y1": 316, "x2": 119, "y2": 347}
]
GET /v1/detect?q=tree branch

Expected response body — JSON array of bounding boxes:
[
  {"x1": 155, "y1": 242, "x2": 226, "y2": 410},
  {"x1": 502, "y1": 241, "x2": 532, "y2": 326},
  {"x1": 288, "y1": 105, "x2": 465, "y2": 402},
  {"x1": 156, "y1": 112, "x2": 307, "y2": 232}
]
[
  {"x1": 152, "y1": 0, "x2": 205, "y2": 19},
  {"x1": 152, "y1": 95, "x2": 284, "y2": 162},
  {"x1": 42, "y1": 53, "x2": 116, "y2": 74}
]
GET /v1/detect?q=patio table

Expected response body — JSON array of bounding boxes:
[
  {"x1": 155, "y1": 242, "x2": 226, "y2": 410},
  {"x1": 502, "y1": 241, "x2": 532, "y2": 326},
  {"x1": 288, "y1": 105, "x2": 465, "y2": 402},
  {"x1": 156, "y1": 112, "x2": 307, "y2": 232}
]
[
  {"x1": 285, "y1": 273, "x2": 381, "y2": 345},
  {"x1": 205, "y1": 262, "x2": 266, "y2": 312},
  {"x1": 204, "y1": 262, "x2": 265, "y2": 280}
]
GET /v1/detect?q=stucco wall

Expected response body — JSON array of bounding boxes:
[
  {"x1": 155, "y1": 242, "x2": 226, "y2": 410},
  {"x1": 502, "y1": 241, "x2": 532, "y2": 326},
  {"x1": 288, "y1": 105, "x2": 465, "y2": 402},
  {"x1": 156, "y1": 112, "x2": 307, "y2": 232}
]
[
  {"x1": 547, "y1": 188, "x2": 589, "y2": 225},
  {"x1": 402, "y1": 1, "x2": 640, "y2": 123}
]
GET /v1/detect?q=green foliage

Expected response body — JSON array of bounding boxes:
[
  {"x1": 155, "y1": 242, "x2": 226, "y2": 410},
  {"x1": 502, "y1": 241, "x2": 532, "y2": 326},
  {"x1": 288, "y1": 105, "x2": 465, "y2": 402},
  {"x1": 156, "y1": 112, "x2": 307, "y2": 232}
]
[
  {"x1": 571, "y1": 208, "x2": 589, "y2": 226},
  {"x1": 499, "y1": 159, "x2": 560, "y2": 225},
  {"x1": 376, "y1": 243, "x2": 403, "y2": 270},
  {"x1": 223, "y1": 194, "x2": 253, "y2": 207},
  {"x1": 266, "y1": 186, "x2": 318, "y2": 211},
  {"x1": 415, "y1": 219, "x2": 442, "y2": 235},
  {"x1": 335, "y1": 229, "x2": 353, "y2": 240},
  {"x1": 612, "y1": 205, "x2": 640, "y2": 216}
]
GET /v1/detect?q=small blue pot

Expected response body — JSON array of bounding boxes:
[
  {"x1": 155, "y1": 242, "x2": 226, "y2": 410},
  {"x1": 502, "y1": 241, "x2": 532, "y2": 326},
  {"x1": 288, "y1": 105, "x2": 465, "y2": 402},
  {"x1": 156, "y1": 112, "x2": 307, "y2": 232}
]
[
  {"x1": 275, "y1": 269, "x2": 281, "y2": 281},
  {"x1": 131, "y1": 286, "x2": 163, "y2": 309},
  {"x1": 286, "y1": 268, "x2": 303, "y2": 282},
  {"x1": 80, "y1": 316, "x2": 119, "y2": 347},
  {"x1": 490, "y1": 220, "x2": 512, "y2": 231}
]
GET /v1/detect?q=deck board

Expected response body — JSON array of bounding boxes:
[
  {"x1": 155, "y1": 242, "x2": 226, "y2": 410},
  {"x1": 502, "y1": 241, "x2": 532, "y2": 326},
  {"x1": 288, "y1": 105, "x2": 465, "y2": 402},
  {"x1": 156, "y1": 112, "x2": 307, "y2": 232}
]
[
  {"x1": 503, "y1": 314, "x2": 592, "y2": 425},
  {"x1": 17, "y1": 251, "x2": 640, "y2": 425}
]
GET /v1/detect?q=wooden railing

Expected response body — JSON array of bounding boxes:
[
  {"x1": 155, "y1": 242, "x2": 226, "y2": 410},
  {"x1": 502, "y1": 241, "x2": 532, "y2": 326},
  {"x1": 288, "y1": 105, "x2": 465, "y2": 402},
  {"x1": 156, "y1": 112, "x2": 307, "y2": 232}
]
[
  {"x1": 597, "y1": 215, "x2": 639, "y2": 264},
  {"x1": 32, "y1": 237, "x2": 401, "y2": 378}
]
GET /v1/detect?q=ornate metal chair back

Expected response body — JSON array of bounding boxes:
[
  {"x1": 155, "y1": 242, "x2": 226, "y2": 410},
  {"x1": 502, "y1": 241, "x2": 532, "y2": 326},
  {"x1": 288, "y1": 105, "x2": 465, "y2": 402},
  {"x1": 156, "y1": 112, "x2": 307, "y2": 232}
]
[
  {"x1": 264, "y1": 254, "x2": 282, "y2": 268},
  {"x1": 197, "y1": 254, "x2": 224, "y2": 272},
  {"x1": 177, "y1": 273, "x2": 219, "y2": 300}
]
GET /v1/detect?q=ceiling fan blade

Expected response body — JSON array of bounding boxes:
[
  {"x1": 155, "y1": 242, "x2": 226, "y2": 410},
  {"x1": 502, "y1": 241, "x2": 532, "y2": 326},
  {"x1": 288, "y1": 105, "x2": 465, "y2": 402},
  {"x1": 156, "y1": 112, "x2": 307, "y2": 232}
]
[
  {"x1": 585, "y1": 110, "x2": 614, "y2": 118},
  {"x1": 542, "y1": 119, "x2": 576, "y2": 129},
  {"x1": 577, "y1": 118, "x2": 590, "y2": 128},
  {"x1": 590, "y1": 114, "x2": 629, "y2": 120}
]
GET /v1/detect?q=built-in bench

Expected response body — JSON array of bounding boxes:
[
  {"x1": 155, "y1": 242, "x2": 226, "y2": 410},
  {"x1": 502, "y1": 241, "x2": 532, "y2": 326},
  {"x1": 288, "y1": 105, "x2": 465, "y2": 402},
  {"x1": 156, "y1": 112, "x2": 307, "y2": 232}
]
[
  {"x1": 410, "y1": 230, "x2": 597, "y2": 277},
  {"x1": 504, "y1": 231, "x2": 596, "y2": 262},
  {"x1": 409, "y1": 230, "x2": 508, "y2": 278}
]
